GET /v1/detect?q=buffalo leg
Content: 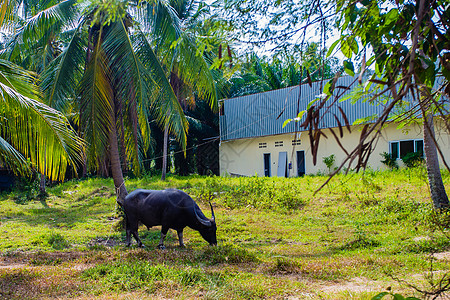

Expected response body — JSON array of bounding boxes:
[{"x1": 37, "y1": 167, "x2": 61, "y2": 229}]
[
  {"x1": 158, "y1": 226, "x2": 169, "y2": 249},
  {"x1": 177, "y1": 230, "x2": 185, "y2": 247},
  {"x1": 126, "y1": 230, "x2": 132, "y2": 247},
  {"x1": 132, "y1": 231, "x2": 143, "y2": 247},
  {"x1": 125, "y1": 217, "x2": 142, "y2": 247}
]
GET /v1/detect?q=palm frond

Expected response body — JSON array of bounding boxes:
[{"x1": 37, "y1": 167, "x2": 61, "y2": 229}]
[
  {"x1": 79, "y1": 26, "x2": 113, "y2": 170},
  {"x1": 174, "y1": 33, "x2": 217, "y2": 110},
  {"x1": 21, "y1": 0, "x2": 78, "y2": 48},
  {"x1": 133, "y1": 28, "x2": 188, "y2": 150},
  {"x1": 0, "y1": 136, "x2": 30, "y2": 176},
  {"x1": 40, "y1": 21, "x2": 86, "y2": 111},
  {"x1": 0, "y1": 59, "x2": 84, "y2": 180},
  {"x1": 133, "y1": 0, "x2": 182, "y2": 48},
  {"x1": 0, "y1": 0, "x2": 17, "y2": 26}
]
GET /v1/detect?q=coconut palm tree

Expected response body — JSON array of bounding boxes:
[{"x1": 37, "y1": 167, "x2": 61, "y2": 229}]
[
  {"x1": 5, "y1": 0, "x2": 190, "y2": 203},
  {"x1": 228, "y1": 44, "x2": 341, "y2": 98},
  {"x1": 148, "y1": 0, "x2": 218, "y2": 180},
  {"x1": 0, "y1": 0, "x2": 83, "y2": 182}
]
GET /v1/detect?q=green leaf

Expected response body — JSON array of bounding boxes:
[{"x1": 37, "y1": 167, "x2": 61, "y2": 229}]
[
  {"x1": 327, "y1": 39, "x2": 340, "y2": 58},
  {"x1": 371, "y1": 292, "x2": 389, "y2": 300},
  {"x1": 343, "y1": 60, "x2": 355, "y2": 76},
  {"x1": 393, "y1": 294, "x2": 405, "y2": 300},
  {"x1": 323, "y1": 81, "x2": 332, "y2": 96},
  {"x1": 297, "y1": 110, "x2": 306, "y2": 119},
  {"x1": 307, "y1": 97, "x2": 320, "y2": 110},
  {"x1": 385, "y1": 9, "x2": 398, "y2": 26},
  {"x1": 375, "y1": 61, "x2": 383, "y2": 76},
  {"x1": 282, "y1": 119, "x2": 292, "y2": 128},
  {"x1": 424, "y1": 64, "x2": 436, "y2": 88},
  {"x1": 443, "y1": 68, "x2": 450, "y2": 81},
  {"x1": 341, "y1": 38, "x2": 352, "y2": 59},
  {"x1": 349, "y1": 37, "x2": 359, "y2": 55}
]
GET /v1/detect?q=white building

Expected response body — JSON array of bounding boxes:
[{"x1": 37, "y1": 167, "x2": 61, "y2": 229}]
[{"x1": 219, "y1": 76, "x2": 450, "y2": 177}]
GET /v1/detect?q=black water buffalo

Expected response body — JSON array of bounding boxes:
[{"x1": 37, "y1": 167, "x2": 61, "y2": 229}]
[{"x1": 122, "y1": 189, "x2": 217, "y2": 249}]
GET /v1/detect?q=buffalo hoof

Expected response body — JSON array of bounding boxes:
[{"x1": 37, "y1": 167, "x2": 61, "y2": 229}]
[
  {"x1": 157, "y1": 244, "x2": 166, "y2": 250},
  {"x1": 138, "y1": 243, "x2": 145, "y2": 248},
  {"x1": 126, "y1": 243, "x2": 131, "y2": 247}
]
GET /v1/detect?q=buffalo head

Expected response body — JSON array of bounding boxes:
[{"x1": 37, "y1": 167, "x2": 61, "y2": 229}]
[{"x1": 195, "y1": 202, "x2": 217, "y2": 246}]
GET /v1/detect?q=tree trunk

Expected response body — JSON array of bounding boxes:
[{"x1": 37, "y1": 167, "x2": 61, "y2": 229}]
[
  {"x1": 39, "y1": 172, "x2": 46, "y2": 195},
  {"x1": 423, "y1": 113, "x2": 449, "y2": 209},
  {"x1": 161, "y1": 124, "x2": 169, "y2": 181},
  {"x1": 109, "y1": 113, "x2": 128, "y2": 205},
  {"x1": 39, "y1": 153, "x2": 47, "y2": 197}
]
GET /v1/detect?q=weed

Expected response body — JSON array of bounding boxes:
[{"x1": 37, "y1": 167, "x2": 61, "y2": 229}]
[
  {"x1": 83, "y1": 261, "x2": 227, "y2": 293},
  {"x1": 198, "y1": 243, "x2": 258, "y2": 265},
  {"x1": 401, "y1": 152, "x2": 424, "y2": 168},
  {"x1": 269, "y1": 256, "x2": 300, "y2": 273},
  {"x1": 46, "y1": 232, "x2": 69, "y2": 250},
  {"x1": 11, "y1": 175, "x2": 40, "y2": 204},
  {"x1": 323, "y1": 154, "x2": 336, "y2": 174},
  {"x1": 0, "y1": 171, "x2": 449, "y2": 298},
  {"x1": 380, "y1": 152, "x2": 399, "y2": 169},
  {"x1": 339, "y1": 223, "x2": 381, "y2": 250}
]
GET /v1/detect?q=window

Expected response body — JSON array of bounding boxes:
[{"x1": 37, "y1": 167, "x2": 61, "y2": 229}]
[
  {"x1": 390, "y1": 141, "x2": 399, "y2": 159},
  {"x1": 259, "y1": 142, "x2": 267, "y2": 149},
  {"x1": 275, "y1": 141, "x2": 283, "y2": 147},
  {"x1": 390, "y1": 139, "x2": 424, "y2": 159},
  {"x1": 415, "y1": 140, "x2": 424, "y2": 156},
  {"x1": 292, "y1": 139, "x2": 301, "y2": 145}
]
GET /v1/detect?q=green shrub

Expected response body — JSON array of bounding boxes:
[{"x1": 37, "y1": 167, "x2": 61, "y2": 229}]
[
  {"x1": 11, "y1": 175, "x2": 40, "y2": 204},
  {"x1": 380, "y1": 152, "x2": 398, "y2": 169},
  {"x1": 323, "y1": 154, "x2": 336, "y2": 173},
  {"x1": 211, "y1": 177, "x2": 304, "y2": 211},
  {"x1": 401, "y1": 152, "x2": 424, "y2": 168},
  {"x1": 46, "y1": 232, "x2": 69, "y2": 250}
]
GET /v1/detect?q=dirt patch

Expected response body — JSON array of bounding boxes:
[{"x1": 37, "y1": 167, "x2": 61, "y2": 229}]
[
  {"x1": 319, "y1": 277, "x2": 386, "y2": 295},
  {"x1": 0, "y1": 250, "x2": 87, "y2": 266},
  {"x1": 0, "y1": 263, "x2": 26, "y2": 269},
  {"x1": 434, "y1": 251, "x2": 450, "y2": 261},
  {"x1": 88, "y1": 237, "x2": 122, "y2": 248}
]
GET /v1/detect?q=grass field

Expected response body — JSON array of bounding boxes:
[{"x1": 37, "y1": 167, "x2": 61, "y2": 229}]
[{"x1": 0, "y1": 169, "x2": 449, "y2": 299}]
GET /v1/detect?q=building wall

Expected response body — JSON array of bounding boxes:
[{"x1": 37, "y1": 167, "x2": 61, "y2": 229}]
[{"x1": 219, "y1": 121, "x2": 450, "y2": 177}]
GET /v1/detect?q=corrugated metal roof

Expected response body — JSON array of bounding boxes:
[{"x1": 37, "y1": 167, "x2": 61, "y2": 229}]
[{"x1": 220, "y1": 76, "x2": 388, "y2": 141}]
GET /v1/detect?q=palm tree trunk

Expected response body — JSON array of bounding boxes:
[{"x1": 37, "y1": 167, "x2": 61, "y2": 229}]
[
  {"x1": 161, "y1": 124, "x2": 169, "y2": 181},
  {"x1": 39, "y1": 172, "x2": 46, "y2": 194},
  {"x1": 423, "y1": 113, "x2": 449, "y2": 209},
  {"x1": 39, "y1": 151, "x2": 47, "y2": 197},
  {"x1": 109, "y1": 114, "x2": 128, "y2": 205}
]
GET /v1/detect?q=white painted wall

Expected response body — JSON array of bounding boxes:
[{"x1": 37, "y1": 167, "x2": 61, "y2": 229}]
[{"x1": 219, "y1": 121, "x2": 450, "y2": 177}]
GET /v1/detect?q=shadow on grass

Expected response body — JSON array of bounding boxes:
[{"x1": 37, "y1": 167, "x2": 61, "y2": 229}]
[{"x1": 2, "y1": 186, "x2": 117, "y2": 231}]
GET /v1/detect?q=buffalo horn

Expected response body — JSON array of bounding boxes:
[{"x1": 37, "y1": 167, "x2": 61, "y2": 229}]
[
  {"x1": 209, "y1": 202, "x2": 215, "y2": 222},
  {"x1": 195, "y1": 206, "x2": 212, "y2": 227}
]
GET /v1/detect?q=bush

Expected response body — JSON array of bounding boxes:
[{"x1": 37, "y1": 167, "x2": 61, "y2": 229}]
[
  {"x1": 46, "y1": 233, "x2": 69, "y2": 250},
  {"x1": 401, "y1": 152, "x2": 424, "y2": 168},
  {"x1": 380, "y1": 152, "x2": 398, "y2": 169},
  {"x1": 195, "y1": 176, "x2": 305, "y2": 211},
  {"x1": 322, "y1": 154, "x2": 336, "y2": 173},
  {"x1": 11, "y1": 175, "x2": 40, "y2": 204}
]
